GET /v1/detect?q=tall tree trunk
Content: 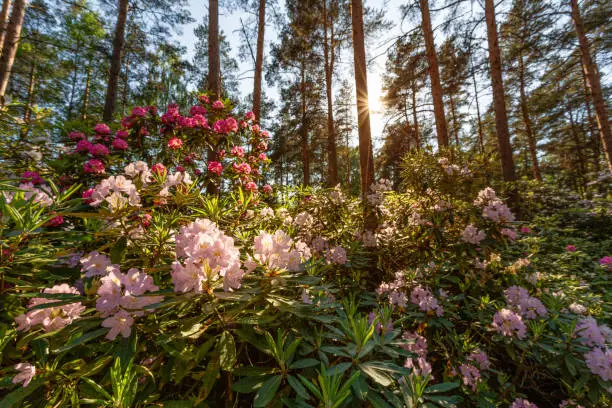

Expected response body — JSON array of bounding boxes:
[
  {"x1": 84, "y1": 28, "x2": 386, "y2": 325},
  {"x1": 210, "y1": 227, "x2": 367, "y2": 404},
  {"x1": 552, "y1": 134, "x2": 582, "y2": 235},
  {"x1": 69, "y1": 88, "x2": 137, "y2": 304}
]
[
  {"x1": 20, "y1": 61, "x2": 35, "y2": 139},
  {"x1": 67, "y1": 40, "x2": 81, "y2": 120},
  {"x1": 419, "y1": 0, "x2": 448, "y2": 148},
  {"x1": 411, "y1": 79, "x2": 420, "y2": 148},
  {"x1": 102, "y1": 0, "x2": 129, "y2": 122},
  {"x1": 485, "y1": 0, "x2": 516, "y2": 182},
  {"x1": 470, "y1": 56, "x2": 485, "y2": 155},
  {"x1": 252, "y1": 0, "x2": 265, "y2": 122},
  {"x1": 351, "y1": 0, "x2": 376, "y2": 230},
  {"x1": 82, "y1": 58, "x2": 92, "y2": 120},
  {"x1": 518, "y1": 51, "x2": 541, "y2": 181},
  {"x1": 570, "y1": 0, "x2": 612, "y2": 174},
  {"x1": 300, "y1": 64, "x2": 310, "y2": 186},
  {"x1": 207, "y1": 0, "x2": 221, "y2": 98},
  {"x1": 0, "y1": 0, "x2": 12, "y2": 56},
  {"x1": 582, "y1": 71, "x2": 600, "y2": 174},
  {"x1": 323, "y1": 0, "x2": 338, "y2": 186},
  {"x1": 351, "y1": 0, "x2": 374, "y2": 198},
  {"x1": 0, "y1": 0, "x2": 26, "y2": 102}
]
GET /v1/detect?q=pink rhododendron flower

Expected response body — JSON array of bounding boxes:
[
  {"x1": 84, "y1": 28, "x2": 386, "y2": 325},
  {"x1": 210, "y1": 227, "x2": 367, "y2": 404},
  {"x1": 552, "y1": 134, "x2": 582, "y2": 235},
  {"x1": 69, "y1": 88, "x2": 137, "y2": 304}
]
[
  {"x1": 151, "y1": 163, "x2": 167, "y2": 176},
  {"x1": 167, "y1": 137, "x2": 183, "y2": 150},
  {"x1": 22, "y1": 171, "x2": 43, "y2": 185},
  {"x1": 520, "y1": 226, "x2": 532, "y2": 234},
  {"x1": 232, "y1": 162, "x2": 251, "y2": 174},
  {"x1": 245, "y1": 181, "x2": 258, "y2": 192},
  {"x1": 12, "y1": 363, "x2": 35, "y2": 387},
  {"x1": 575, "y1": 317, "x2": 606, "y2": 347},
  {"x1": 14, "y1": 284, "x2": 85, "y2": 332},
  {"x1": 45, "y1": 214, "x2": 64, "y2": 227},
  {"x1": 245, "y1": 111, "x2": 255, "y2": 121},
  {"x1": 263, "y1": 184, "x2": 273, "y2": 194},
  {"x1": 459, "y1": 363, "x2": 481, "y2": 391},
  {"x1": 94, "y1": 123, "x2": 111, "y2": 135},
  {"x1": 231, "y1": 146, "x2": 245, "y2": 157},
  {"x1": 325, "y1": 246, "x2": 347, "y2": 265},
  {"x1": 566, "y1": 245, "x2": 577, "y2": 252},
  {"x1": 198, "y1": 94, "x2": 210, "y2": 104},
  {"x1": 82, "y1": 188, "x2": 95, "y2": 204},
  {"x1": 190, "y1": 105, "x2": 207, "y2": 116},
  {"x1": 116, "y1": 129, "x2": 129, "y2": 139},
  {"x1": 131, "y1": 106, "x2": 147, "y2": 117},
  {"x1": 511, "y1": 399, "x2": 538, "y2": 408},
  {"x1": 252, "y1": 230, "x2": 304, "y2": 272},
  {"x1": 208, "y1": 161, "x2": 223, "y2": 175},
  {"x1": 504, "y1": 286, "x2": 547, "y2": 319},
  {"x1": 492, "y1": 308, "x2": 527, "y2": 339},
  {"x1": 89, "y1": 143, "x2": 110, "y2": 157},
  {"x1": 584, "y1": 347, "x2": 612, "y2": 381},
  {"x1": 212, "y1": 100, "x2": 224, "y2": 109},
  {"x1": 69, "y1": 131, "x2": 85, "y2": 140},
  {"x1": 80, "y1": 251, "x2": 112, "y2": 277},
  {"x1": 401, "y1": 331, "x2": 428, "y2": 358},
  {"x1": 258, "y1": 153, "x2": 267, "y2": 161},
  {"x1": 501, "y1": 228, "x2": 517, "y2": 241},
  {"x1": 599, "y1": 256, "x2": 612, "y2": 267},
  {"x1": 411, "y1": 285, "x2": 444, "y2": 316},
  {"x1": 83, "y1": 159, "x2": 105, "y2": 174},
  {"x1": 468, "y1": 350, "x2": 490, "y2": 370},
  {"x1": 112, "y1": 138, "x2": 128, "y2": 150},
  {"x1": 462, "y1": 224, "x2": 486, "y2": 244},
  {"x1": 102, "y1": 309, "x2": 134, "y2": 340}
]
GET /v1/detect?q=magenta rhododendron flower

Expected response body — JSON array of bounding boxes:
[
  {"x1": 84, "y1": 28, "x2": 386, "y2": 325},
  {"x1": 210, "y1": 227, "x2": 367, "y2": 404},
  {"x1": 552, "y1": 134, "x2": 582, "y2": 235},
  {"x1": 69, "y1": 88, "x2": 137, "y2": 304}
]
[
  {"x1": 208, "y1": 161, "x2": 223, "y2": 175},
  {"x1": 599, "y1": 256, "x2": 612, "y2": 267},
  {"x1": 21, "y1": 171, "x2": 43, "y2": 185},
  {"x1": 82, "y1": 188, "x2": 94, "y2": 204},
  {"x1": 131, "y1": 106, "x2": 147, "y2": 117},
  {"x1": 112, "y1": 138, "x2": 128, "y2": 150},
  {"x1": 233, "y1": 162, "x2": 251, "y2": 175},
  {"x1": 245, "y1": 181, "x2": 258, "y2": 192},
  {"x1": 45, "y1": 214, "x2": 64, "y2": 227},
  {"x1": 520, "y1": 226, "x2": 532, "y2": 234},
  {"x1": 76, "y1": 139, "x2": 92, "y2": 153},
  {"x1": 151, "y1": 163, "x2": 167, "y2": 176},
  {"x1": 566, "y1": 244, "x2": 577, "y2": 252},
  {"x1": 69, "y1": 131, "x2": 85, "y2": 140},
  {"x1": 231, "y1": 146, "x2": 245, "y2": 157},
  {"x1": 245, "y1": 111, "x2": 255, "y2": 121},
  {"x1": 212, "y1": 100, "x2": 224, "y2": 109},
  {"x1": 89, "y1": 143, "x2": 110, "y2": 157},
  {"x1": 167, "y1": 137, "x2": 183, "y2": 150},
  {"x1": 94, "y1": 123, "x2": 111, "y2": 135},
  {"x1": 12, "y1": 363, "x2": 35, "y2": 387},
  {"x1": 83, "y1": 159, "x2": 105, "y2": 174},
  {"x1": 116, "y1": 129, "x2": 129, "y2": 139},
  {"x1": 263, "y1": 184, "x2": 273, "y2": 194}
]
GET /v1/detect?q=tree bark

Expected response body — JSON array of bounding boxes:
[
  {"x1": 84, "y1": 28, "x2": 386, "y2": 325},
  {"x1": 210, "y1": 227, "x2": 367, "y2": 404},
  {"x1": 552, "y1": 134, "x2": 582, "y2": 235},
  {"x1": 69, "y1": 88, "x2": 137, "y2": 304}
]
[
  {"x1": 207, "y1": 0, "x2": 221, "y2": 98},
  {"x1": 67, "y1": 40, "x2": 81, "y2": 120},
  {"x1": 518, "y1": 51, "x2": 541, "y2": 181},
  {"x1": 567, "y1": 100, "x2": 587, "y2": 192},
  {"x1": 20, "y1": 61, "x2": 35, "y2": 139},
  {"x1": 419, "y1": 0, "x2": 448, "y2": 148},
  {"x1": 582, "y1": 70, "x2": 600, "y2": 174},
  {"x1": 351, "y1": 0, "x2": 374, "y2": 198},
  {"x1": 323, "y1": 0, "x2": 338, "y2": 186},
  {"x1": 300, "y1": 64, "x2": 310, "y2": 186},
  {"x1": 82, "y1": 58, "x2": 92, "y2": 120},
  {"x1": 102, "y1": 0, "x2": 129, "y2": 122},
  {"x1": 570, "y1": 0, "x2": 612, "y2": 174},
  {"x1": 252, "y1": 0, "x2": 265, "y2": 122},
  {"x1": 122, "y1": 50, "x2": 130, "y2": 115},
  {"x1": 0, "y1": 0, "x2": 12, "y2": 56},
  {"x1": 485, "y1": 0, "x2": 516, "y2": 182},
  {"x1": 449, "y1": 93, "x2": 459, "y2": 147},
  {"x1": 0, "y1": 0, "x2": 26, "y2": 102}
]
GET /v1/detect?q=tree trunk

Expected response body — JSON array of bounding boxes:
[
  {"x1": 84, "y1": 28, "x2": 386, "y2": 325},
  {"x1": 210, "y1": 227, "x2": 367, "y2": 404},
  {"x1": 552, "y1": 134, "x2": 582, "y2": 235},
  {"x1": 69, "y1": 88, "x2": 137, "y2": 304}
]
[
  {"x1": 20, "y1": 61, "x2": 35, "y2": 139},
  {"x1": 484, "y1": 0, "x2": 516, "y2": 182},
  {"x1": 252, "y1": 0, "x2": 265, "y2": 122},
  {"x1": 570, "y1": 0, "x2": 612, "y2": 174},
  {"x1": 82, "y1": 58, "x2": 92, "y2": 120},
  {"x1": 411, "y1": 79, "x2": 420, "y2": 148},
  {"x1": 207, "y1": 0, "x2": 221, "y2": 98},
  {"x1": 419, "y1": 0, "x2": 448, "y2": 148},
  {"x1": 470, "y1": 56, "x2": 485, "y2": 155},
  {"x1": 0, "y1": 0, "x2": 12, "y2": 56},
  {"x1": 449, "y1": 93, "x2": 459, "y2": 147},
  {"x1": 67, "y1": 40, "x2": 80, "y2": 120},
  {"x1": 351, "y1": 0, "x2": 374, "y2": 198},
  {"x1": 323, "y1": 0, "x2": 338, "y2": 186},
  {"x1": 300, "y1": 64, "x2": 310, "y2": 186},
  {"x1": 0, "y1": 0, "x2": 26, "y2": 102},
  {"x1": 102, "y1": 0, "x2": 129, "y2": 122},
  {"x1": 567, "y1": 100, "x2": 587, "y2": 193},
  {"x1": 518, "y1": 51, "x2": 541, "y2": 181}
]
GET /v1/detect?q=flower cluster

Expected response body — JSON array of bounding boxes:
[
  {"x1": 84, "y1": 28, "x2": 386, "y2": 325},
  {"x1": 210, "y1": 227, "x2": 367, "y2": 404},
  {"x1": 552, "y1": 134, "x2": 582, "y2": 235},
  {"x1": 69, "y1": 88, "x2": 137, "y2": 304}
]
[
  {"x1": 410, "y1": 285, "x2": 444, "y2": 316},
  {"x1": 367, "y1": 178, "x2": 392, "y2": 206},
  {"x1": 15, "y1": 284, "x2": 85, "y2": 332},
  {"x1": 474, "y1": 188, "x2": 515, "y2": 223},
  {"x1": 461, "y1": 224, "x2": 486, "y2": 244},
  {"x1": 377, "y1": 271, "x2": 408, "y2": 307},
  {"x1": 249, "y1": 230, "x2": 308, "y2": 272},
  {"x1": 504, "y1": 286, "x2": 547, "y2": 319},
  {"x1": 87, "y1": 175, "x2": 140, "y2": 211},
  {"x1": 401, "y1": 331, "x2": 432, "y2": 377},
  {"x1": 325, "y1": 245, "x2": 347, "y2": 265},
  {"x1": 492, "y1": 308, "x2": 527, "y2": 339}
]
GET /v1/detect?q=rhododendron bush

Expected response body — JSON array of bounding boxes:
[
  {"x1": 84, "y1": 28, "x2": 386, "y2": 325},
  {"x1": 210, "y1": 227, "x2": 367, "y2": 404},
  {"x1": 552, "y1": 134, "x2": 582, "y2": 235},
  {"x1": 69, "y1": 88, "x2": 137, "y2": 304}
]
[{"x1": 0, "y1": 98, "x2": 610, "y2": 408}]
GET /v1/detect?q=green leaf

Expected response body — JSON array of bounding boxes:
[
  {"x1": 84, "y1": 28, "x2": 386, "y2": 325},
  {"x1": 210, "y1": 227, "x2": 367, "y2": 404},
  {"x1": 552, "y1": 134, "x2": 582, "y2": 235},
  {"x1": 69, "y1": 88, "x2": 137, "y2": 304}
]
[
  {"x1": 81, "y1": 377, "x2": 112, "y2": 400},
  {"x1": 232, "y1": 375, "x2": 271, "y2": 393},
  {"x1": 200, "y1": 355, "x2": 220, "y2": 400},
  {"x1": 289, "y1": 358, "x2": 320, "y2": 369},
  {"x1": 287, "y1": 374, "x2": 310, "y2": 399},
  {"x1": 425, "y1": 395, "x2": 460, "y2": 407},
  {"x1": 325, "y1": 362, "x2": 352, "y2": 376},
  {"x1": 53, "y1": 328, "x2": 108, "y2": 353},
  {"x1": 351, "y1": 374, "x2": 369, "y2": 401},
  {"x1": 424, "y1": 382, "x2": 459, "y2": 394},
  {"x1": 219, "y1": 331, "x2": 237, "y2": 372},
  {"x1": 253, "y1": 375, "x2": 282, "y2": 407},
  {"x1": 110, "y1": 236, "x2": 128, "y2": 264},
  {"x1": 0, "y1": 378, "x2": 44, "y2": 407},
  {"x1": 358, "y1": 363, "x2": 393, "y2": 386}
]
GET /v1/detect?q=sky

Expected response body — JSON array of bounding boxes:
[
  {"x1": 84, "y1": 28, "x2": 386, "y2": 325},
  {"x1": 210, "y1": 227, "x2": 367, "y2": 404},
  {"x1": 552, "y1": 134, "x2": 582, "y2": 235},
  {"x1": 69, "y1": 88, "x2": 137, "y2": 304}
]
[{"x1": 176, "y1": 0, "x2": 412, "y2": 149}]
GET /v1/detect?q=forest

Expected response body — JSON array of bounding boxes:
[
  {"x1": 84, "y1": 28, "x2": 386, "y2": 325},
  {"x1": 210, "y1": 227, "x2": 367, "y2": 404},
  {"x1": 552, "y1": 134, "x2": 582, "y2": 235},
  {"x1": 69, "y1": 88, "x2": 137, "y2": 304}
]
[{"x1": 0, "y1": 0, "x2": 610, "y2": 407}]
